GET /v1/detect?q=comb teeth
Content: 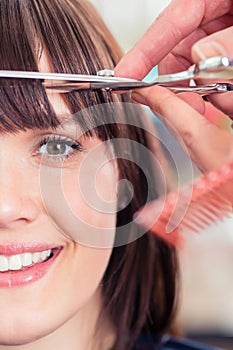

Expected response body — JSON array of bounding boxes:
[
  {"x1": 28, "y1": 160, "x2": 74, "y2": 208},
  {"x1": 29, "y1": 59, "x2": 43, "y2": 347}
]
[
  {"x1": 144, "y1": 161, "x2": 233, "y2": 246},
  {"x1": 185, "y1": 163, "x2": 232, "y2": 227}
]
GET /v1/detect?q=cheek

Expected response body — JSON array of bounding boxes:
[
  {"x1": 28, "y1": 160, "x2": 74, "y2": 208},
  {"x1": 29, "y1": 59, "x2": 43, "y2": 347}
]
[
  {"x1": 95, "y1": 160, "x2": 118, "y2": 203},
  {"x1": 46, "y1": 244, "x2": 113, "y2": 315},
  {"x1": 69, "y1": 245, "x2": 112, "y2": 294},
  {"x1": 62, "y1": 148, "x2": 118, "y2": 228},
  {"x1": 39, "y1": 140, "x2": 118, "y2": 247},
  {"x1": 56, "y1": 146, "x2": 118, "y2": 247}
]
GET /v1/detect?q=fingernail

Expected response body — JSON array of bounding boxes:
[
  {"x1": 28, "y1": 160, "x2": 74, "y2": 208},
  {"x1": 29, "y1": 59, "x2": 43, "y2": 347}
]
[
  {"x1": 193, "y1": 40, "x2": 227, "y2": 60},
  {"x1": 131, "y1": 91, "x2": 147, "y2": 105}
]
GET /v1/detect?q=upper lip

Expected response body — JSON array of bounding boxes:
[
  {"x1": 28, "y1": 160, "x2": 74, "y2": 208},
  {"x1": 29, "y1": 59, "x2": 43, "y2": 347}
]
[{"x1": 0, "y1": 244, "x2": 62, "y2": 256}]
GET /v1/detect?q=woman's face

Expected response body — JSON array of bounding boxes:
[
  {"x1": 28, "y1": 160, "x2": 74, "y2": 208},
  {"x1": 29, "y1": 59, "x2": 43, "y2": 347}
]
[{"x1": 0, "y1": 75, "x2": 118, "y2": 345}]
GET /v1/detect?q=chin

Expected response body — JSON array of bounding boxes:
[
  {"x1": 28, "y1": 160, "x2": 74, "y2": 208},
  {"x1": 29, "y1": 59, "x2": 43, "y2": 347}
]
[
  {"x1": 0, "y1": 329, "x2": 45, "y2": 346},
  {"x1": 0, "y1": 327, "x2": 51, "y2": 346},
  {"x1": 0, "y1": 316, "x2": 61, "y2": 346}
]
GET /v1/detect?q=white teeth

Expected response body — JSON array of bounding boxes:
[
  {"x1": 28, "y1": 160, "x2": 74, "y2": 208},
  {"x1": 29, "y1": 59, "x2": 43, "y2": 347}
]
[
  {"x1": 9, "y1": 254, "x2": 22, "y2": 270},
  {"x1": 40, "y1": 251, "x2": 47, "y2": 261},
  {"x1": 0, "y1": 249, "x2": 52, "y2": 272},
  {"x1": 0, "y1": 256, "x2": 8, "y2": 272},
  {"x1": 32, "y1": 252, "x2": 40, "y2": 264},
  {"x1": 22, "y1": 253, "x2": 32, "y2": 267}
]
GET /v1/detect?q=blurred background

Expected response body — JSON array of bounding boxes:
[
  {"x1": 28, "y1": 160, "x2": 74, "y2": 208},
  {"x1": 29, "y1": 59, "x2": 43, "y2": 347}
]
[
  {"x1": 90, "y1": 0, "x2": 171, "y2": 52},
  {"x1": 90, "y1": 1, "x2": 233, "y2": 349}
]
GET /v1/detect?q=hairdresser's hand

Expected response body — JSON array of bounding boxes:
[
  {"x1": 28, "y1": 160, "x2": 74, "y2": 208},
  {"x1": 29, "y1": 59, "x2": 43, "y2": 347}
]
[
  {"x1": 115, "y1": 0, "x2": 233, "y2": 172},
  {"x1": 115, "y1": 0, "x2": 233, "y2": 80}
]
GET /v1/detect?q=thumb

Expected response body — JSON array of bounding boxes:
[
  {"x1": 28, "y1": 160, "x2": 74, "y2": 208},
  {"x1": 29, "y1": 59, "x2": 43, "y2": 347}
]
[
  {"x1": 192, "y1": 26, "x2": 233, "y2": 61},
  {"x1": 192, "y1": 26, "x2": 233, "y2": 118}
]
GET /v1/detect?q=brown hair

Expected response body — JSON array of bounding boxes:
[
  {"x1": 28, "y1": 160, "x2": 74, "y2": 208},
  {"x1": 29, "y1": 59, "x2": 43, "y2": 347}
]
[{"x1": 0, "y1": 1, "x2": 179, "y2": 349}]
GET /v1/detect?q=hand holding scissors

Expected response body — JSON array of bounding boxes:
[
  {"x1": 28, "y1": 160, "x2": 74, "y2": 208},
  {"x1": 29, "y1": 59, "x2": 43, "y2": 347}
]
[{"x1": 115, "y1": 0, "x2": 233, "y2": 173}]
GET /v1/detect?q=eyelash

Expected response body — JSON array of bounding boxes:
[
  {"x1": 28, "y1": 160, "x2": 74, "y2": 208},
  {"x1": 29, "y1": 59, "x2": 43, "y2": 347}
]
[{"x1": 34, "y1": 134, "x2": 84, "y2": 163}]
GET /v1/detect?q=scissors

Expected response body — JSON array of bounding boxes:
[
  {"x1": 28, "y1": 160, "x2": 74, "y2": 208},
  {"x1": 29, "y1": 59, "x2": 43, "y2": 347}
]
[{"x1": 0, "y1": 56, "x2": 233, "y2": 96}]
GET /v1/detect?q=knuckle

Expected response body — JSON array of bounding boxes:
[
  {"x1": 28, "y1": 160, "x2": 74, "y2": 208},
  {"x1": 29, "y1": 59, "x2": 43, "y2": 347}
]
[
  {"x1": 149, "y1": 89, "x2": 175, "y2": 115},
  {"x1": 181, "y1": 129, "x2": 196, "y2": 152}
]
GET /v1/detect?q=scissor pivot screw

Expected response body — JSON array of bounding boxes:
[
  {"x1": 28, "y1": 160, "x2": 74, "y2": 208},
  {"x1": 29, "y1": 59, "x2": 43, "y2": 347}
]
[{"x1": 97, "y1": 69, "x2": 115, "y2": 77}]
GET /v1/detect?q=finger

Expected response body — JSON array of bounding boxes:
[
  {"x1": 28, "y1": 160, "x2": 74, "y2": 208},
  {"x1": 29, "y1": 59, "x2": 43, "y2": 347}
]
[
  {"x1": 115, "y1": 0, "x2": 233, "y2": 79},
  {"x1": 192, "y1": 26, "x2": 233, "y2": 61},
  {"x1": 202, "y1": 14, "x2": 233, "y2": 35},
  {"x1": 159, "y1": 28, "x2": 208, "y2": 75},
  {"x1": 177, "y1": 92, "x2": 205, "y2": 115},
  {"x1": 131, "y1": 86, "x2": 233, "y2": 172},
  {"x1": 205, "y1": 91, "x2": 233, "y2": 120},
  {"x1": 115, "y1": 0, "x2": 206, "y2": 79},
  {"x1": 158, "y1": 14, "x2": 233, "y2": 75},
  {"x1": 192, "y1": 26, "x2": 233, "y2": 117}
]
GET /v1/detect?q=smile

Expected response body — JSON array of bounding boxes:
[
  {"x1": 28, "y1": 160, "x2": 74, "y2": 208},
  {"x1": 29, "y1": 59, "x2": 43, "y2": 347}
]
[
  {"x1": 0, "y1": 249, "x2": 52, "y2": 272},
  {"x1": 0, "y1": 246, "x2": 62, "y2": 288}
]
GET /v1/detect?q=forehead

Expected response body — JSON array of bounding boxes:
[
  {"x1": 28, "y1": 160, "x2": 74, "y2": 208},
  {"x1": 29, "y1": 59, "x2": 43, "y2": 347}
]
[
  {"x1": 37, "y1": 51, "x2": 70, "y2": 117},
  {"x1": 46, "y1": 92, "x2": 71, "y2": 120}
]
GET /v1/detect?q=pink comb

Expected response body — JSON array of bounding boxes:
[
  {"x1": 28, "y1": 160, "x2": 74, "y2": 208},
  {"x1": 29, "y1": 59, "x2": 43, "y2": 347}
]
[{"x1": 136, "y1": 161, "x2": 233, "y2": 247}]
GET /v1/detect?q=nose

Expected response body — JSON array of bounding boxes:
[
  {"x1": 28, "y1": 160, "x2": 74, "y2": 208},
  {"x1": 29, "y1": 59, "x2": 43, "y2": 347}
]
[{"x1": 0, "y1": 166, "x2": 40, "y2": 229}]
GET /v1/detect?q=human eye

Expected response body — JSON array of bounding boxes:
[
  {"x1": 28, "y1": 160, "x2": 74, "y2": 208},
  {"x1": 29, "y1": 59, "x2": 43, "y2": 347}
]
[{"x1": 33, "y1": 134, "x2": 84, "y2": 164}]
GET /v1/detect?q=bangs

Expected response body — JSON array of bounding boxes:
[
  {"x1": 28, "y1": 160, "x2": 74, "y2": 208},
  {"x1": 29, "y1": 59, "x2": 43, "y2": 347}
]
[
  {"x1": 0, "y1": 0, "x2": 124, "y2": 135},
  {"x1": 0, "y1": 0, "x2": 58, "y2": 132},
  {"x1": 0, "y1": 80, "x2": 60, "y2": 133}
]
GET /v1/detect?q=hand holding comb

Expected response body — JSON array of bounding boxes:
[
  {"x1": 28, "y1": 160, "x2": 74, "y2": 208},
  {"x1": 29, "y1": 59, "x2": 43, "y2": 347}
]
[{"x1": 134, "y1": 161, "x2": 233, "y2": 248}]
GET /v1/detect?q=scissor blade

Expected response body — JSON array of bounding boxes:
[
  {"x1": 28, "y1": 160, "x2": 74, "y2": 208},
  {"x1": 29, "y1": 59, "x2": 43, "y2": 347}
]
[{"x1": 0, "y1": 70, "x2": 136, "y2": 83}]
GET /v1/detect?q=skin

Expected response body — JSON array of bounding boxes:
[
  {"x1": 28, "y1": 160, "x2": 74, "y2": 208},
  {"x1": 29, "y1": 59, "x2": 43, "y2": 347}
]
[
  {"x1": 115, "y1": 0, "x2": 233, "y2": 173},
  {"x1": 0, "y1": 57, "x2": 117, "y2": 350}
]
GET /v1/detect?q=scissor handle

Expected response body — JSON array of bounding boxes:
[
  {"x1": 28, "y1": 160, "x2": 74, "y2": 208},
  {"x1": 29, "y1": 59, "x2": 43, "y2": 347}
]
[
  {"x1": 193, "y1": 56, "x2": 233, "y2": 80},
  {"x1": 163, "y1": 83, "x2": 233, "y2": 96}
]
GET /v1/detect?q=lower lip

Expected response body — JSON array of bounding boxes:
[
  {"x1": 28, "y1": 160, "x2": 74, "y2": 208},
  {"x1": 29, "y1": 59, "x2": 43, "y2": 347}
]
[{"x1": 0, "y1": 249, "x2": 61, "y2": 288}]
